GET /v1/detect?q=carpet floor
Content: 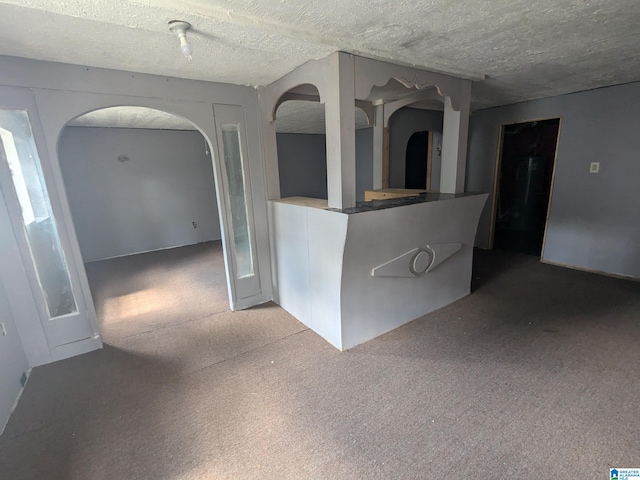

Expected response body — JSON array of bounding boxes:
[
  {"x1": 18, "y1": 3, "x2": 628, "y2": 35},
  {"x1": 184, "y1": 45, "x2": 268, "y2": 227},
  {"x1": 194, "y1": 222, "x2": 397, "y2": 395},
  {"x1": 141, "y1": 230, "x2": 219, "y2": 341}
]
[
  {"x1": 1, "y1": 247, "x2": 639, "y2": 479},
  {"x1": 84, "y1": 241, "x2": 231, "y2": 342}
]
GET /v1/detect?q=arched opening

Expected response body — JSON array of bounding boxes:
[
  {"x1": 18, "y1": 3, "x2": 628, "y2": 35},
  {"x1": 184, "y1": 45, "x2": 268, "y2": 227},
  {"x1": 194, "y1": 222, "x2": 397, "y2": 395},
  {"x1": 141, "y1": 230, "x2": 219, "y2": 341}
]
[
  {"x1": 57, "y1": 106, "x2": 229, "y2": 342},
  {"x1": 405, "y1": 131, "x2": 429, "y2": 189},
  {"x1": 274, "y1": 84, "x2": 328, "y2": 201},
  {"x1": 354, "y1": 105, "x2": 374, "y2": 202},
  {"x1": 273, "y1": 84, "x2": 373, "y2": 204},
  {"x1": 362, "y1": 77, "x2": 447, "y2": 195},
  {"x1": 405, "y1": 130, "x2": 442, "y2": 191},
  {"x1": 388, "y1": 106, "x2": 443, "y2": 190}
]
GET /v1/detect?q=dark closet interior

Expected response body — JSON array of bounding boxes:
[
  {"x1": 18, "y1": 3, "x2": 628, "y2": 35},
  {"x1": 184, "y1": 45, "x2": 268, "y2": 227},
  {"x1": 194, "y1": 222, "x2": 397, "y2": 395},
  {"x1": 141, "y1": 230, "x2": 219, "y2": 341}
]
[
  {"x1": 405, "y1": 131, "x2": 429, "y2": 189},
  {"x1": 494, "y1": 118, "x2": 560, "y2": 256}
]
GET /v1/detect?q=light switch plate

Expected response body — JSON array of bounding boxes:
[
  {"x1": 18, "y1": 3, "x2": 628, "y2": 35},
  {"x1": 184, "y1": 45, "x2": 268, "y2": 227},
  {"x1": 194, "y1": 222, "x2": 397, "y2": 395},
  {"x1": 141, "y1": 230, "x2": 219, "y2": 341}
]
[{"x1": 590, "y1": 162, "x2": 600, "y2": 173}]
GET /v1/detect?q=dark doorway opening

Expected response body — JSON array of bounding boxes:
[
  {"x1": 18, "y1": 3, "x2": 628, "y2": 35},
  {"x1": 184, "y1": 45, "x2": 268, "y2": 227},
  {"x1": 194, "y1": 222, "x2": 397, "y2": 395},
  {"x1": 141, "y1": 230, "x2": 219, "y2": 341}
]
[
  {"x1": 405, "y1": 131, "x2": 430, "y2": 189},
  {"x1": 493, "y1": 118, "x2": 560, "y2": 256}
]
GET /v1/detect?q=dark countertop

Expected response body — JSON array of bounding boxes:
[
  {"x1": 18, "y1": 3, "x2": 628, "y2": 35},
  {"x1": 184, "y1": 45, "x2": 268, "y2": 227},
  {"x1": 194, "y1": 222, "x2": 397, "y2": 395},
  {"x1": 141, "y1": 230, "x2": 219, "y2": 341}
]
[{"x1": 329, "y1": 191, "x2": 482, "y2": 214}]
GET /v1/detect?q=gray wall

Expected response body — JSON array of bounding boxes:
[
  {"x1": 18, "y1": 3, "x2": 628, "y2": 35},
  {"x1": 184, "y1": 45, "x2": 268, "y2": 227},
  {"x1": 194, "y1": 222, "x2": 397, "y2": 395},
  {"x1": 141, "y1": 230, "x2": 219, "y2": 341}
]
[
  {"x1": 59, "y1": 127, "x2": 221, "y2": 262},
  {"x1": 269, "y1": 193, "x2": 487, "y2": 350},
  {"x1": 355, "y1": 127, "x2": 374, "y2": 201},
  {"x1": 277, "y1": 133, "x2": 327, "y2": 199},
  {"x1": 388, "y1": 107, "x2": 444, "y2": 188},
  {"x1": 0, "y1": 269, "x2": 29, "y2": 434},
  {"x1": 0, "y1": 150, "x2": 31, "y2": 434},
  {"x1": 277, "y1": 128, "x2": 374, "y2": 202},
  {"x1": 467, "y1": 81, "x2": 640, "y2": 278},
  {"x1": 270, "y1": 200, "x2": 347, "y2": 349}
]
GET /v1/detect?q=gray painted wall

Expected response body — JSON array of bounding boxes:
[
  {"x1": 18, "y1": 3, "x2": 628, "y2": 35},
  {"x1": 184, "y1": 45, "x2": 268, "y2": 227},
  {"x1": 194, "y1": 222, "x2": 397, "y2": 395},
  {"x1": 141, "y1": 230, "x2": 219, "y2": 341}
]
[
  {"x1": 341, "y1": 194, "x2": 488, "y2": 349},
  {"x1": 269, "y1": 194, "x2": 487, "y2": 350},
  {"x1": 467, "y1": 81, "x2": 640, "y2": 278},
  {"x1": 430, "y1": 131, "x2": 442, "y2": 191},
  {"x1": 276, "y1": 128, "x2": 374, "y2": 202},
  {"x1": 388, "y1": 107, "x2": 444, "y2": 188},
  {"x1": 0, "y1": 145, "x2": 31, "y2": 434},
  {"x1": 0, "y1": 156, "x2": 48, "y2": 370},
  {"x1": 277, "y1": 133, "x2": 327, "y2": 199},
  {"x1": 270, "y1": 200, "x2": 347, "y2": 349},
  {"x1": 59, "y1": 127, "x2": 221, "y2": 262},
  {"x1": 0, "y1": 261, "x2": 29, "y2": 435},
  {"x1": 355, "y1": 127, "x2": 374, "y2": 201}
]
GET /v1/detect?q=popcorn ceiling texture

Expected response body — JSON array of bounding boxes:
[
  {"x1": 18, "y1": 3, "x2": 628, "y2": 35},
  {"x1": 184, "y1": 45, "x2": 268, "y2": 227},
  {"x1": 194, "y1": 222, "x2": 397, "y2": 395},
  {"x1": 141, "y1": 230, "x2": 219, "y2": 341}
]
[
  {"x1": 66, "y1": 100, "x2": 370, "y2": 134},
  {"x1": 68, "y1": 107, "x2": 198, "y2": 130},
  {"x1": 2, "y1": 0, "x2": 639, "y2": 110}
]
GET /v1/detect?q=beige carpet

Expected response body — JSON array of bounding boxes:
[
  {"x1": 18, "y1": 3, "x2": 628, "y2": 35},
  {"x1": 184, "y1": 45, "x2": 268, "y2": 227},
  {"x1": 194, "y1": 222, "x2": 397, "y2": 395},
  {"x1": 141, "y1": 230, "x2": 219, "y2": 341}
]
[
  {"x1": 1, "y1": 247, "x2": 639, "y2": 479},
  {"x1": 84, "y1": 241, "x2": 232, "y2": 342}
]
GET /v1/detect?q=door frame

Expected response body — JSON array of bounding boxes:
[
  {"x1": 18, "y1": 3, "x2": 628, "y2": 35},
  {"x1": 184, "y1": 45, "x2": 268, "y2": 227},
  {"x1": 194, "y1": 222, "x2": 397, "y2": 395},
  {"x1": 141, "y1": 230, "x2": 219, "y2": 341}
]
[
  {"x1": 0, "y1": 87, "x2": 100, "y2": 361},
  {"x1": 488, "y1": 116, "x2": 563, "y2": 259},
  {"x1": 212, "y1": 104, "x2": 262, "y2": 301}
]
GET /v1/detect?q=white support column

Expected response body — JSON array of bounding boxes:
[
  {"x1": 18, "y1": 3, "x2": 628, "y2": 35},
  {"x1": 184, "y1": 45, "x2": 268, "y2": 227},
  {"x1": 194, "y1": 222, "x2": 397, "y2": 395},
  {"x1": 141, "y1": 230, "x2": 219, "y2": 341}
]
[
  {"x1": 440, "y1": 80, "x2": 472, "y2": 194},
  {"x1": 257, "y1": 86, "x2": 281, "y2": 200},
  {"x1": 372, "y1": 104, "x2": 384, "y2": 189},
  {"x1": 325, "y1": 53, "x2": 356, "y2": 209}
]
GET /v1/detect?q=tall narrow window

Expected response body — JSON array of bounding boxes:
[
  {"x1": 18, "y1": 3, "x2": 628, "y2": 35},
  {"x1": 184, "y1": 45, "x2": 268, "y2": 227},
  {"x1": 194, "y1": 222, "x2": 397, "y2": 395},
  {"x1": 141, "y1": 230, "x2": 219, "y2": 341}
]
[
  {"x1": 0, "y1": 110, "x2": 78, "y2": 318},
  {"x1": 220, "y1": 123, "x2": 254, "y2": 279}
]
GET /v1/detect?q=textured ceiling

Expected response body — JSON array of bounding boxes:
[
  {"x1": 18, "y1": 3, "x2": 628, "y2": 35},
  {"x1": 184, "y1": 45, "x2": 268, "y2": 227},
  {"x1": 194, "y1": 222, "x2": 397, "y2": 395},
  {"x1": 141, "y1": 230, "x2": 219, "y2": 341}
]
[
  {"x1": 274, "y1": 101, "x2": 371, "y2": 134},
  {"x1": 67, "y1": 107, "x2": 197, "y2": 130},
  {"x1": 66, "y1": 102, "x2": 371, "y2": 134},
  {"x1": 2, "y1": 0, "x2": 639, "y2": 116}
]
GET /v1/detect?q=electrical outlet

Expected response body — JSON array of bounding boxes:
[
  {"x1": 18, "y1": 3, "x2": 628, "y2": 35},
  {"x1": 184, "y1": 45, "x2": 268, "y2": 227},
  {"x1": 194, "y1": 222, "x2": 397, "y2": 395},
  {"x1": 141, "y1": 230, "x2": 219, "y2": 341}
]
[
  {"x1": 589, "y1": 162, "x2": 600, "y2": 174},
  {"x1": 192, "y1": 221, "x2": 197, "y2": 229},
  {"x1": 0, "y1": 322, "x2": 6, "y2": 336}
]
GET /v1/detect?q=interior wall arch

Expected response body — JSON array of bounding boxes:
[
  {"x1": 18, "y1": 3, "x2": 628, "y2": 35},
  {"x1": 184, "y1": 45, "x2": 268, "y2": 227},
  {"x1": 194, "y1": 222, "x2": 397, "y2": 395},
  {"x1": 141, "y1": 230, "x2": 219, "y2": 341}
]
[
  {"x1": 32, "y1": 91, "x2": 236, "y2": 317},
  {"x1": 273, "y1": 88, "x2": 373, "y2": 202},
  {"x1": 387, "y1": 107, "x2": 444, "y2": 188},
  {"x1": 353, "y1": 55, "x2": 467, "y2": 106},
  {"x1": 273, "y1": 84, "x2": 328, "y2": 200},
  {"x1": 58, "y1": 107, "x2": 222, "y2": 260},
  {"x1": 258, "y1": 56, "x2": 335, "y2": 202},
  {"x1": 262, "y1": 54, "x2": 332, "y2": 122},
  {"x1": 271, "y1": 83, "x2": 325, "y2": 123}
]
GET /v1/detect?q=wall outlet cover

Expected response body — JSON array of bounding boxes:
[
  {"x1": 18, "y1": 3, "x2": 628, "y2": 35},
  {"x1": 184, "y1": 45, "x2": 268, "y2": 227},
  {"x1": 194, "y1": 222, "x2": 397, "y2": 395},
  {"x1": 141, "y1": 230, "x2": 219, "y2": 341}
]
[{"x1": 589, "y1": 162, "x2": 600, "y2": 173}]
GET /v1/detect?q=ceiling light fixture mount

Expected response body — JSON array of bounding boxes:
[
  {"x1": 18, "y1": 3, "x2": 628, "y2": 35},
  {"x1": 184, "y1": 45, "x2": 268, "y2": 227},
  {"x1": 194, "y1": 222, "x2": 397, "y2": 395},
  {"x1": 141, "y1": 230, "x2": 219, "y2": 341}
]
[{"x1": 168, "y1": 20, "x2": 193, "y2": 61}]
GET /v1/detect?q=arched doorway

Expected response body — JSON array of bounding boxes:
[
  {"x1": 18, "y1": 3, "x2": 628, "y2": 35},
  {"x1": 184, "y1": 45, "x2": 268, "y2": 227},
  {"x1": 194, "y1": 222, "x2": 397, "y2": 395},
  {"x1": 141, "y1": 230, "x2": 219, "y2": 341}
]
[
  {"x1": 57, "y1": 106, "x2": 229, "y2": 342},
  {"x1": 405, "y1": 130, "x2": 443, "y2": 191},
  {"x1": 41, "y1": 96, "x2": 274, "y2": 347},
  {"x1": 274, "y1": 84, "x2": 328, "y2": 201},
  {"x1": 273, "y1": 83, "x2": 373, "y2": 204}
]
